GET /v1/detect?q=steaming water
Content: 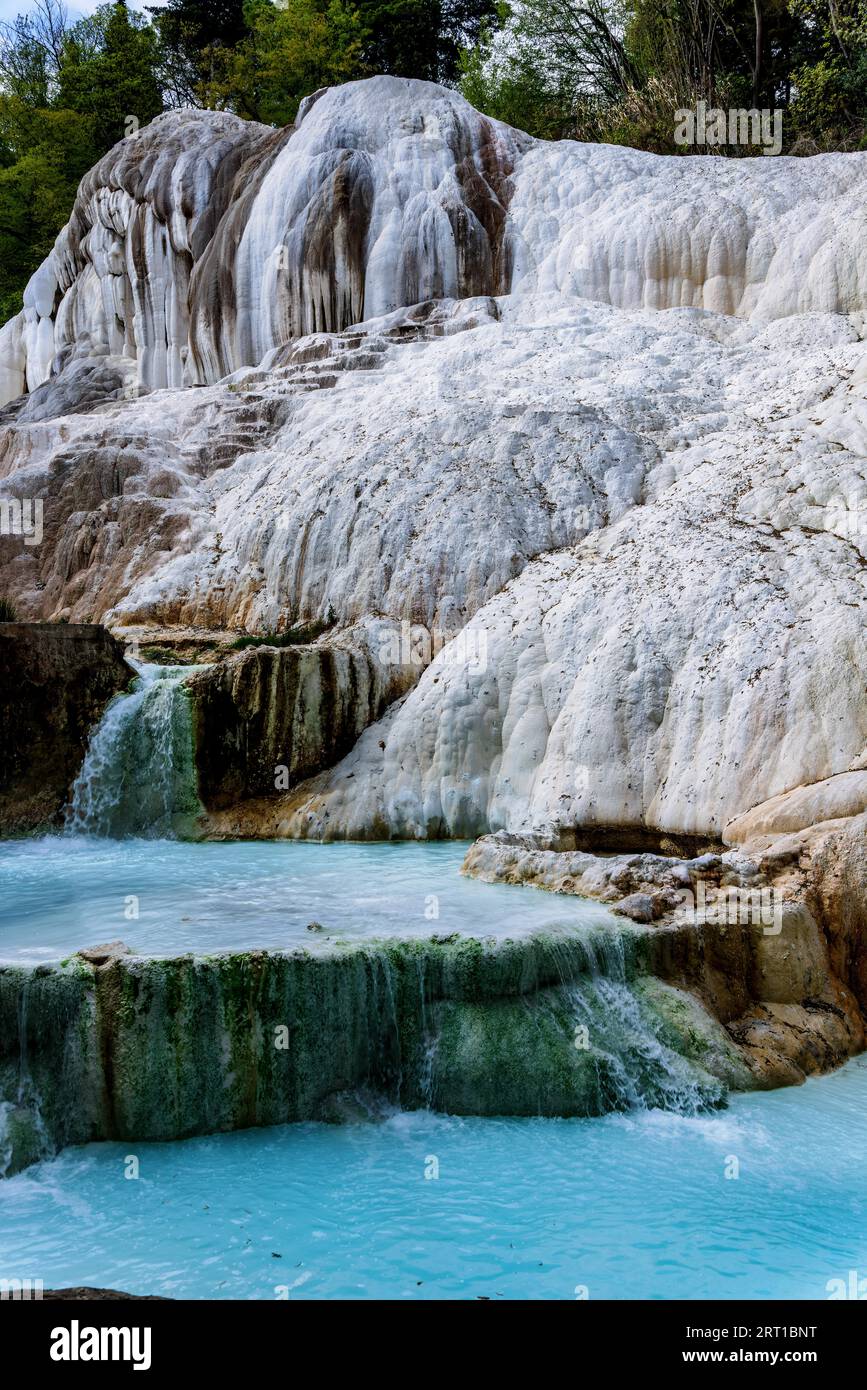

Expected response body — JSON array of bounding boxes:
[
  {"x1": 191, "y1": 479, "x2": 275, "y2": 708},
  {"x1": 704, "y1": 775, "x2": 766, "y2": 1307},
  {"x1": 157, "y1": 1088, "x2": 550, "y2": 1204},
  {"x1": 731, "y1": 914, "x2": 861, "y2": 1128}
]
[{"x1": 2, "y1": 1058, "x2": 866, "y2": 1300}]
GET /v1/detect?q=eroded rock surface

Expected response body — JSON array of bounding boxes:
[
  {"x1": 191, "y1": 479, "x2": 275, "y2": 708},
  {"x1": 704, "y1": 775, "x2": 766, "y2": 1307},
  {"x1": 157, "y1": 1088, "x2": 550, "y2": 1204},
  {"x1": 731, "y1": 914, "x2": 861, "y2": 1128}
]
[
  {"x1": 186, "y1": 302, "x2": 867, "y2": 845},
  {"x1": 3, "y1": 76, "x2": 867, "y2": 406},
  {"x1": 0, "y1": 79, "x2": 864, "y2": 1099},
  {"x1": 0, "y1": 83, "x2": 865, "y2": 855},
  {"x1": 187, "y1": 621, "x2": 418, "y2": 810},
  {"x1": 0, "y1": 624, "x2": 132, "y2": 832},
  {"x1": 0, "y1": 929, "x2": 747, "y2": 1175},
  {"x1": 462, "y1": 814, "x2": 867, "y2": 1089}
]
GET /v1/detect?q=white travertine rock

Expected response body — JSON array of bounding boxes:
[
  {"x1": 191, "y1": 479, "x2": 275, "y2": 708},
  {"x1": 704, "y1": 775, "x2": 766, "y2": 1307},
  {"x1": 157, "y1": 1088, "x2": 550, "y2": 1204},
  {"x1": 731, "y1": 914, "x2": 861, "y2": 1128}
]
[
  {"x1": 2, "y1": 76, "x2": 867, "y2": 407},
  {"x1": 274, "y1": 468, "x2": 867, "y2": 840},
  {"x1": 507, "y1": 141, "x2": 867, "y2": 319},
  {"x1": 724, "y1": 772, "x2": 867, "y2": 843},
  {"x1": 1, "y1": 107, "x2": 275, "y2": 405},
  {"x1": 0, "y1": 312, "x2": 26, "y2": 406},
  {"x1": 1, "y1": 78, "x2": 866, "y2": 844}
]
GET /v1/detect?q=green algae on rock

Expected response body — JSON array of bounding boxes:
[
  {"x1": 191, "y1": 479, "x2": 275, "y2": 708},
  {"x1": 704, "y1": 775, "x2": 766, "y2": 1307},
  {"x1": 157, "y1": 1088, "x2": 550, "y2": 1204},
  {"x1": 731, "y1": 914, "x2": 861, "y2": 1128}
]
[{"x1": 0, "y1": 928, "x2": 741, "y2": 1176}]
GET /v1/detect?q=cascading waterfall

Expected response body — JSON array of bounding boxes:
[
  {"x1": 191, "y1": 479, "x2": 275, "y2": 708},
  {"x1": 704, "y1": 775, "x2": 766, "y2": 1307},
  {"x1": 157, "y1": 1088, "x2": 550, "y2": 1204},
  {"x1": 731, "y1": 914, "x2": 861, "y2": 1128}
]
[
  {"x1": 0, "y1": 969, "x2": 72, "y2": 1178},
  {"x1": 0, "y1": 1102, "x2": 13, "y2": 1177},
  {"x1": 66, "y1": 662, "x2": 202, "y2": 839},
  {"x1": 0, "y1": 668, "x2": 732, "y2": 1179},
  {"x1": 1, "y1": 662, "x2": 203, "y2": 1173},
  {"x1": 551, "y1": 926, "x2": 721, "y2": 1116},
  {"x1": 0, "y1": 927, "x2": 739, "y2": 1174},
  {"x1": 420, "y1": 925, "x2": 724, "y2": 1120},
  {"x1": 561, "y1": 978, "x2": 721, "y2": 1116}
]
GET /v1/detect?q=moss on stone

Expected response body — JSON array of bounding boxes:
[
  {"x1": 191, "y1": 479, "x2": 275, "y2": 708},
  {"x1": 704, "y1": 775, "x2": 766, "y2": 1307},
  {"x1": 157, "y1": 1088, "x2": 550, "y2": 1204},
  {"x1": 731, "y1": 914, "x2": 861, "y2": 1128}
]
[
  {"x1": 634, "y1": 975, "x2": 757, "y2": 1091},
  {"x1": 1, "y1": 933, "x2": 745, "y2": 1174}
]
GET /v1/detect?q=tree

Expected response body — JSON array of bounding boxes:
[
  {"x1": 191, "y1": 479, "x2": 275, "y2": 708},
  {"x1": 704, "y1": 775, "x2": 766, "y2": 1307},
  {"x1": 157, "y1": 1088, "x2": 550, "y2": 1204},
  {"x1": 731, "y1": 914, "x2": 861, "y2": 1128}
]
[
  {"x1": 56, "y1": 2, "x2": 163, "y2": 150},
  {"x1": 0, "y1": 0, "x2": 164, "y2": 324},
  {"x1": 459, "y1": 6, "x2": 582, "y2": 137},
  {"x1": 360, "y1": 0, "x2": 497, "y2": 83},
  {"x1": 459, "y1": 0, "x2": 643, "y2": 139},
  {"x1": 200, "y1": 0, "x2": 366, "y2": 126},
  {"x1": 0, "y1": 0, "x2": 71, "y2": 106},
  {"x1": 149, "y1": 0, "x2": 252, "y2": 106},
  {"x1": 788, "y1": 0, "x2": 867, "y2": 146},
  {"x1": 459, "y1": 0, "x2": 867, "y2": 149},
  {"x1": 0, "y1": 96, "x2": 97, "y2": 322}
]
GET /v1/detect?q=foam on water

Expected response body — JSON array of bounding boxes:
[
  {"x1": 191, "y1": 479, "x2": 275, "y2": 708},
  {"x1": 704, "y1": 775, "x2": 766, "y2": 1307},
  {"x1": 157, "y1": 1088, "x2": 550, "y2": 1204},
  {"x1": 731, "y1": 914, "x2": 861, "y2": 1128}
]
[{"x1": 2, "y1": 1058, "x2": 866, "y2": 1299}]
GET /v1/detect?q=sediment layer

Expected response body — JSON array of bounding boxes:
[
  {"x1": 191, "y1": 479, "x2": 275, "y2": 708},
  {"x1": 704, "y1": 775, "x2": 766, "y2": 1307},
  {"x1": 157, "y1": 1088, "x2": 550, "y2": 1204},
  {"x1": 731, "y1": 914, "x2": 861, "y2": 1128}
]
[
  {"x1": 463, "y1": 817, "x2": 867, "y2": 1090},
  {"x1": 187, "y1": 625, "x2": 417, "y2": 810}
]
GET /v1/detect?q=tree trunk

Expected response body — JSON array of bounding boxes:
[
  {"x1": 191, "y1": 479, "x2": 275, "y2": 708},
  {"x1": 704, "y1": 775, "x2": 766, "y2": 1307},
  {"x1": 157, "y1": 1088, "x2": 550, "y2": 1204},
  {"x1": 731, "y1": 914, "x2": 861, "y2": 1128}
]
[{"x1": 752, "y1": 0, "x2": 764, "y2": 107}]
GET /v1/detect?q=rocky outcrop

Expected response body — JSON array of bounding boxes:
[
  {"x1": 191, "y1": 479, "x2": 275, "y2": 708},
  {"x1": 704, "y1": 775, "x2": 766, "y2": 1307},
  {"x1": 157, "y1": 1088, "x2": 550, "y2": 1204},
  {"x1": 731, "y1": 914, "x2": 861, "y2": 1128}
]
[
  {"x1": 0, "y1": 927, "x2": 753, "y2": 1176},
  {"x1": 0, "y1": 83, "x2": 864, "y2": 849},
  {"x1": 0, "y1": 108, "x2": 275, "y2": 404},
  {"x1": 724, "y1": 772, "x2": 867, "y2": 841},
  {"x1": 3, "y1": 77, "x2": 866, "y2": 409},
  {"x1": 0, "y1": 86, "x2": 863, "y2": 854},
  {"x1": 462, "y1": 824, "x2": 867, "y2": 1090},
  {"x1": 40, "y1": 1289, "x2": 170, "y2": 1301},
  {"x1": 0, "y1": 624, "x2": 132, "y2": 832},
  {"x1": 99, "y1": 297, "x2": 861, "y2": 846},
  {"x1": 252, "y1": 500, "x2": 866, "y2": 841},
  {"x1": 725, "y1": 794, "x2": 867, "y2": 1031},
  {"x1": 187, "y1": 623, "x2": 418, "y2": 810}
]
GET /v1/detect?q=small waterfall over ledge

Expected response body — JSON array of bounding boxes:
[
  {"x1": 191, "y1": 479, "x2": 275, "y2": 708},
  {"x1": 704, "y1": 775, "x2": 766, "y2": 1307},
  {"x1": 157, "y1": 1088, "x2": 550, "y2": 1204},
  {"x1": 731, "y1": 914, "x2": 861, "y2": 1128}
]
[
  {"x1": 67, "y1": 662, "x2": 202, "y2": 838},
  {"x1": 0, "y1": 658, "x2": 749, "y2": 1175},
  {"x1": 0, "y1": 928, "x2": 742, "y2": 1174}
]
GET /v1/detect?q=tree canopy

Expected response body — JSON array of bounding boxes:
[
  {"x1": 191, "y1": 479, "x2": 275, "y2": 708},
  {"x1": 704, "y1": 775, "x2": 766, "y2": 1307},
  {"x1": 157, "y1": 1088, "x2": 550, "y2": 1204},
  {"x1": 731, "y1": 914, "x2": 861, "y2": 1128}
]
[
  {"x1": 56, "y1": 1, "x2": 163, "y2": 149},
  {"x1": 458, "y1": 0, "x2": 867, "y2": 150}
]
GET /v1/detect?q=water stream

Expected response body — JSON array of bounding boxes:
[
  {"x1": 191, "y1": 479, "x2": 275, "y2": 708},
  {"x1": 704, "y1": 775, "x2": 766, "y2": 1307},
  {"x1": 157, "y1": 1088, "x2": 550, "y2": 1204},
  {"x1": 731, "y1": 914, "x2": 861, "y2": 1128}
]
[
  {"x1": 66, "y1": 662, "x2": 201, "y2": 839},
  {"x1": 0, "y1": 648, "x2": 860, "y2": 1294},
  {"x1": 1, "y1": 662, "x2": 727, "y2": 1147},
  {"x1": 3, "y1": 1057, "x2": 866, "y2": 1299}
]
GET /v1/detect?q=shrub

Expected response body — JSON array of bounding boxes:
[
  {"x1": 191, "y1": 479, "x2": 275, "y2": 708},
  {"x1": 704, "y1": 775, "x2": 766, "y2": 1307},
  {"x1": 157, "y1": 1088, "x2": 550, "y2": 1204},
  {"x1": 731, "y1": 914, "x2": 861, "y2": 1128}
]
[{"x1": 230, "y1": 618, "x2": 333, "y2": 651}]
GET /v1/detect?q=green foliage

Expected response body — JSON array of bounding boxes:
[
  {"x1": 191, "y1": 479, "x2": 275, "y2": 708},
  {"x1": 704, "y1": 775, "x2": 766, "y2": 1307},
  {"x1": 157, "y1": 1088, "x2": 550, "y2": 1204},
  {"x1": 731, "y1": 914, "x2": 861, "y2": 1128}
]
[
  {"x1": 458, "y1": 6, "x2": 579, "y2": 138},
  {"x1": 138, "y1": 645, "x2": 192, "y2": 664},
  {"x1": 0, "y1": 96, "x2": 97, "y2": 321},
  {"x1": 0, "y1": 0, "x2": 163, "y2": 324},
  {"x1": 148, "y1": 0, "x2": 252, "y2": 106},
  {"x1": 459, "y1": 0, "x2": 867, "y2": 152},
  {"x1": 0, "y1": 597, "x2": 19, "y2": 621},
  {"x1": 787, "y1": 0, "x2": 867, "y2": 146},
  {"x1": 229, "y1": 618, "x2": 334, "y2": 650},
  {"x1": 459, "y1": 0, "x2": 649, "y2": 141},
  {"x1": 361, "y1": 0, "x2": 496, "y2": 83},
  {"x1": 199, "y1": 0, "x2": 366, "y2": 125},
  {"x1": 0, "y1": 0, "x2": 67, "y2": 107},
  {"x1": 197, "y1": 0, "x2": 497, "y2": 124},
  {"x1": 56, "y1": 2, "x2": 163, "y2": 151}
]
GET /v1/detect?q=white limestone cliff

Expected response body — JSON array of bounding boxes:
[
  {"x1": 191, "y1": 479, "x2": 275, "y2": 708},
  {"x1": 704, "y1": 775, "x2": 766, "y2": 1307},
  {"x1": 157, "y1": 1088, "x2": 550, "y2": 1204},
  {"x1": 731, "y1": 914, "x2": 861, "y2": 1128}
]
[
  {"x1": 3, "y1": 76, "x2": 867, "y2": 408},
  {"x1": 1, "y1": 77, "x2": 866, "y2": 846}
]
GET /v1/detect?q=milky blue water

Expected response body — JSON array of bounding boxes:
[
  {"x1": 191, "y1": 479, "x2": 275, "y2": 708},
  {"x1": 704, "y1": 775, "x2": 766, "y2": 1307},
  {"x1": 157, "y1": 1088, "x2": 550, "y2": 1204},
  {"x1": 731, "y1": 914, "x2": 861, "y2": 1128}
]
[
  {"x1": 2, "y1": 1058, "x2": 866, "y2": 1300},
  {"x1": 0, "y1": 837, "x2": 614, "y2": 962}
]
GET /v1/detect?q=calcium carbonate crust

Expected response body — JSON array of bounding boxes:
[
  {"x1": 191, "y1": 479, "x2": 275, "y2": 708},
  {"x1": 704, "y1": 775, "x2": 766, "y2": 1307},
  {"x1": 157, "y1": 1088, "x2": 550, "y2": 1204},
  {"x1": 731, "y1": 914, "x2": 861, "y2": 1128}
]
[{"x1": 1, "y1": 77, "x2": 867, "y2": 848}]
